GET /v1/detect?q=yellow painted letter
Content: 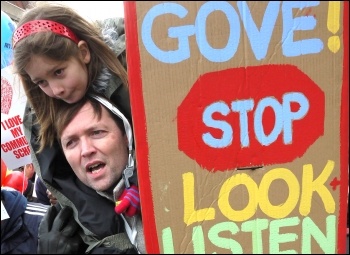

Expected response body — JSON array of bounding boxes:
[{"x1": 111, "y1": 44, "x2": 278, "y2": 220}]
[
  {"x1": 183, "y1": 172, "x2": 215, "y2": 226},
  {"x1": 299, "y1": 160, "x2": 335, "y2": 216}
]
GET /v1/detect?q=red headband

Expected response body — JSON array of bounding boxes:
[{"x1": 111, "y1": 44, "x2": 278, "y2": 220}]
[{"x1": 13, "y1": 20, "x2": 80, "y2": 48}]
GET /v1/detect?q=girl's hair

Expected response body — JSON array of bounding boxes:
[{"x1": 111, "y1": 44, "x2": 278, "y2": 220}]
[
  {"x1": 13, "y1": 2, "x2": 128, "y2": 152},
  {"x1": 55, "y1": 95, "x2": 126, "y2": 144}
]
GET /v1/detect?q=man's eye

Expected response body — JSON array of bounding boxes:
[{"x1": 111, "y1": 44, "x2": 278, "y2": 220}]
[
  {"x1": 92, "y1": 130, "x2": 106, "y2": 137},
  {"x1": 65, "y1": 140, "x2": 74, "y2": 148}
]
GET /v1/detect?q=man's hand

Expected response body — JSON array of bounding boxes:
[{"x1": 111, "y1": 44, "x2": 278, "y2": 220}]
[{"x1": 38, "y1": 205, "x2": 85, "y2": 254}]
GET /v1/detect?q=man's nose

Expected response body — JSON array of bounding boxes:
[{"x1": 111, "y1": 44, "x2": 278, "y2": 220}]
[{"x1": 80, "y1": 138, "x2": 96, "y2": 157}]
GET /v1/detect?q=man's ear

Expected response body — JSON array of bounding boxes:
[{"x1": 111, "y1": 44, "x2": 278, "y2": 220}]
[{"x1": 78, "y1": 40, "x2": 91, "y2": 64}]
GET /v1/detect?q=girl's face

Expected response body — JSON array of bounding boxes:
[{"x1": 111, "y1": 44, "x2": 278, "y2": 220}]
[{"x1": 24, "y1": 41, "x2": 91, "y2": 104}]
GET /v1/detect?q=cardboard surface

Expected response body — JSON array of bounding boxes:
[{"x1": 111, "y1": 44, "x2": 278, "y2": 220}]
[{"x1": 124, "y1": 2, "x2": 349, "y2": 253}]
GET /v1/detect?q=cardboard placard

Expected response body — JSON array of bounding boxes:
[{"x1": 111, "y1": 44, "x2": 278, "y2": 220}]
[{"x1": 124, "y1": 2, "x2": 349, "y2": 253}]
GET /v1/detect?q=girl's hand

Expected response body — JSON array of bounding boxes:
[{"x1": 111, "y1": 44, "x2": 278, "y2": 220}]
[{"x1": 115, "y1": 185, "x2": 140, "y2": 217}]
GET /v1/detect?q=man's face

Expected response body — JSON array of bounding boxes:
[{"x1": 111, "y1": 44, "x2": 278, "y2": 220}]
[
  {"x1": 60, "y1": 102, "x2": 128, "y2": 192},
  {"x1": 24, "y1": 164, "x2": 35, "y2": 179}
]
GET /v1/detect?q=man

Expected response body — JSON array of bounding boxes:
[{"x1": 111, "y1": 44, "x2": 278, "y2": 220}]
[
  {"x1": 23, "y1": 163, "x2": 35, "y2": 181},
  {"x1": 22, "y1": 163, "x2": 37, "y2": 202},
  {"x1": 37, "y1": 95, "x2": 144, "y2": 253},
  {"x1": 13, "y1": 164, "x2": 49, "y2": 204}
]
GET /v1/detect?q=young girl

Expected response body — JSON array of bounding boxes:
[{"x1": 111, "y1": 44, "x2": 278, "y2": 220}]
[
  {"x1": 13, "y1": 2, "x2": 130, "y2": 152},
  {"x1": 12, "y1": 2, "x2": 143, "y2": 253}
]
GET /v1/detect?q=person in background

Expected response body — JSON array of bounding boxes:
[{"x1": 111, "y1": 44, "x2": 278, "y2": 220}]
[
  {"x1": 1, "y1": 188, "x2": 49, "y2": 254},
  {"x1": 23, "y1": 163, "x2": 35, "y2": 181},
  {"x1": 13, "y1": 163, "x2": 50, "y2": 204},
  {"x1": 12, "y1": 164, "x2": 35, "y2": 201},
  {"x1": 34, "y1": 177, "x2": 52, "y2": 205},
  {"x1": 22, "y1": 163, "x2": 36, "y2": 201}
]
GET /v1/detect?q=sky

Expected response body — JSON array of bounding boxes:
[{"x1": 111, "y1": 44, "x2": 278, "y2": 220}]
[{"x1": 55, "y1": 1, "x2": 124, "y2": 21}]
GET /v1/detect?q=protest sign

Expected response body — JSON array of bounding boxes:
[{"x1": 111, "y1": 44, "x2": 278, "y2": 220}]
[
  {"x1": 1, "y1": 11, "x2": 31, "y2": 169},
  {"x1": 124, "y1": 2, "x2": 349, "y2": 253}
]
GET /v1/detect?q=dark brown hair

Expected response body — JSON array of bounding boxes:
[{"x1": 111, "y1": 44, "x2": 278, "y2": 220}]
[{"x1": 55, "y1": 96, "x2": 126, "y2": 143}]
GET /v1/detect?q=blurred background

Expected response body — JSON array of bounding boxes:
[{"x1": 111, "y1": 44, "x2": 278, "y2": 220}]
[{"x1": 1, "y1": 1, "x2": 124, "y2": 22}]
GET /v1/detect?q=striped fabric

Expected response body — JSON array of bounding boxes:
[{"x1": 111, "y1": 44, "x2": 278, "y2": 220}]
[{"x1": 25, "y1": 202, "x2": 49, "y2": 217}]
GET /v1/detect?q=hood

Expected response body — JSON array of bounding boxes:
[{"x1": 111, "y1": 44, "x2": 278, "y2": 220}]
[
  {"x1": 91, "y1": 17, "x2": 126, "y2": 96},
  {"x1": 1, "y1": 188, "x2": 27, "y2": 238},
  {"x1": 99, "y1": 17, "x2": 126, "y2": 58}
]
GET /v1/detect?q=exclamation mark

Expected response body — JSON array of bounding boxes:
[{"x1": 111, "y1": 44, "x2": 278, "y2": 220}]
[{"x1": 327, "y1": 1, "x2": 341, "y2": 53}]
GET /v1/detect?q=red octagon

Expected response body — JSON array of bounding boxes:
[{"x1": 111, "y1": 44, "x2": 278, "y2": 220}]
[{"x1": 177, "y1": 65, "x2": 325, "y2": 172}]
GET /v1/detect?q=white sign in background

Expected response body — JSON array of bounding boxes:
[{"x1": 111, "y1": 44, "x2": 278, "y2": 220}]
[{"x1": 1, "y1": 64, "x2": 31, "y2": 169}]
